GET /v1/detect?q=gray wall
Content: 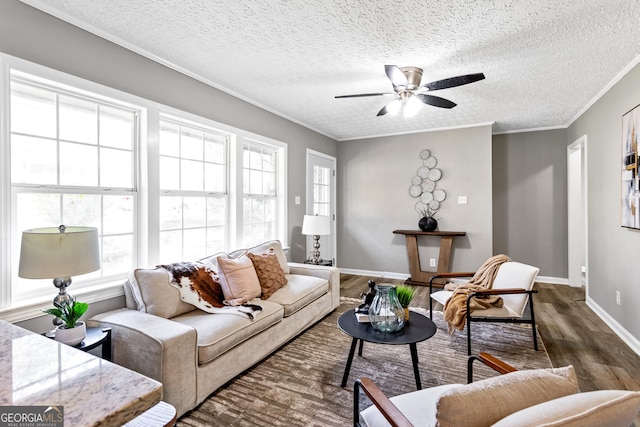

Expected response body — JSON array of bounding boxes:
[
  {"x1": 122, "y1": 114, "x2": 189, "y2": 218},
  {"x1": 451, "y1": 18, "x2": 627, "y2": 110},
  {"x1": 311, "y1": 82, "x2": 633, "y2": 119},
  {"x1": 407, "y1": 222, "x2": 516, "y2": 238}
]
[
  {"x1": 493, "y1": 129, "x2": 568, "y2": 278},
  {"x1": 568, "y1": 61, "x2": 640, "y2": 341},
  {"x1": 0, "y1": 0, "x2": 338, "y2": 264},
  {"x1": 337, "y1": 125, "x2": 493, "y2": 276}
]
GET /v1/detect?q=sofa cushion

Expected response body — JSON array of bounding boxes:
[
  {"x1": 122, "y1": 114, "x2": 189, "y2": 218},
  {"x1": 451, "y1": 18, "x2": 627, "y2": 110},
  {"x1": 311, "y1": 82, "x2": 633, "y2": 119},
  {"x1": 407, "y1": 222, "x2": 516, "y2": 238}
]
[
  {"x1": 435, "y1": 366, "x2": 579, "y2": 427},
  {"x1": 228, "y1": 240, "x2": 290, "y2": 274},
  {"x1": 266, "y1": 274, "x2": 328, "y2": 317},
  {"x1": 216, "y1": 253, "x2": 262, "y2": 301},
  {"x1": 172, "y1": 299, "x2": 284, "y2": 365},
  {"x1": 127, "y1": 268, "x2": 195, "y2": 319},
  {"x1": 492, "y1": 390, "x2": 640, "y2": 427},
  {"x1": 247, "y1": 249, "x2": 288, "y2": 299}
]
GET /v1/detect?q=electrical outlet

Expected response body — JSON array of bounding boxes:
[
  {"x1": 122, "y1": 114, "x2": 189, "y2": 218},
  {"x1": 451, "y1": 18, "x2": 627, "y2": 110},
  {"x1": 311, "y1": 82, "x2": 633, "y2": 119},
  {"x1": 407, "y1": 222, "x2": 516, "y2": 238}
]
[
  {"x1": 616, "y1": 291, "x2": 621, "y2": 306},
  {"x1": 458, "y1": 196, "x2": 468, "y2": 204},
  {"x1": 429, "y1": 258, "x2": 436, "y2": 267}
]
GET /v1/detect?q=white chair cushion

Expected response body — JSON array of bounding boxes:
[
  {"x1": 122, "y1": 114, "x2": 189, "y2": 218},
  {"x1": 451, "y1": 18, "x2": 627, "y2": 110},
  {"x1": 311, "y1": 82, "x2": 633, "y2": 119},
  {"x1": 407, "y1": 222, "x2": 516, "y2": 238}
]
[
  {"x1": 360, "y1": 384, "x2": 460, "y2": 427},
  {"x1": 491, "y1": 262, "x2": 539, "y2": 316}
]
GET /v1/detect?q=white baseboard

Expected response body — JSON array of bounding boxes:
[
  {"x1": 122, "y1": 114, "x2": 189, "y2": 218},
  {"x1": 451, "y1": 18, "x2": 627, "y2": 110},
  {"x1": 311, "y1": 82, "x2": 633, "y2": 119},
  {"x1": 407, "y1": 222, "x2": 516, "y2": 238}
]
[
  {"x1": 338, "y1": 268, "x2": 410, "y2": 282},
  {"x1": 536, "y1": 275, "x2": 569, "y2": 285},
  {"x1": 586, "y1": 296, "x2": 640, "y2": 357}
]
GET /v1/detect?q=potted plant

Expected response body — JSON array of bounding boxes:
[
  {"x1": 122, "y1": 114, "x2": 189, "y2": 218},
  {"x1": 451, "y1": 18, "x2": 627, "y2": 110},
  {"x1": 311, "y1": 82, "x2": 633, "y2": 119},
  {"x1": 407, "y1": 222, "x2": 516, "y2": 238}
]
[
  {"x1": 43, "y1": 300, "x2": 89, "y2": 346},
  {"x1": 418, "y1": 206, "x2": 438, "y2": 232},
  {"x1": 396, "y1": 284, "x2": 416, "y2": 322}
]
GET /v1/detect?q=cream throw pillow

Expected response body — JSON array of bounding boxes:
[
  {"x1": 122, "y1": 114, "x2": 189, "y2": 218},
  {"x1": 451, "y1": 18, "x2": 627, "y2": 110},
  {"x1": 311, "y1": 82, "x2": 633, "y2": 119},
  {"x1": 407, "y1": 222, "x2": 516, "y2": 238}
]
[
  {"x1": 216, "y1": 253, "x2": 262, "y2": 301},
  {"x1": 436, "y1": 366, "x2": 579, "y2": 427},
  {"x1": 492, "y1": 390, "x2": 640, "y2": 427}
]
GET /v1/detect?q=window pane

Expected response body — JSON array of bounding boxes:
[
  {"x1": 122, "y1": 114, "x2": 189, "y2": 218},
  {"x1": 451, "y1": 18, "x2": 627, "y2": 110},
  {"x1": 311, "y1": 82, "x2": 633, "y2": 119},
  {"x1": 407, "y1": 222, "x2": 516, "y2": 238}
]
[
  {"x1": 249, "y1": 146, "x2": 262, "y2": 169},
  {"x1": 103, "y1": 195, "x2": 134, "y2": 234},
  {"x1": 159, "y1": 230, "x2": 182, "y2": 263},
  {"x1": 62, "y1": 194, "x2": 100, "y2": 228},
  {"x1": 249, "y1": 170, "x2": 262, "y2": 194},
  {"x1": 263, "y1": 151, "x2": 275, "y2": 172},
  {"x1": 204, "y1": 163, "x2": 225, "y2": 193},
  {"x1": 206, "y1": 226, "x2": 225, "y2": 254},
  {"x1": 183, "y1": 228, "x2": 206, "y2": 261},
  {"x1": 59, "y1": 95, "x2": 97, "y2": 144},
  {"x1": 100, "y1": 106, "x2": 134, "y2": 150},
  {"x1": 207, "y1": 197, "x2": 226, "y2": 226},
  {"x1": 11, "y1": 135, "x2": 57, "y2": 185},
  {"x1": 11, "y1": 82, "x2": 57, "y2": 138},
  {"x1": 263, "y1": 171, "x2": 275, "y2": 196},
  {"x1": 160, "y1": 196, "x2": 183, "y2": 230},
  {"x1": 160, "y1": 156, "x2": 180, "y2": 190},
  {"x1": 181, "y1": 129, "x2": 203, "y2": 161},
  {"x1": 183, "y1": 197, "x2": 206, "y2": 228},
  {"x1": 16, "y1": 193, "x2": 60, "y2": 233},
  {"x1": 204, "y1": 136, "x2": 225, "y2": 163},
  {"x1": 102, "y1": 235, "x2": 133, "y2": 275},
  {"x1": 160, "y1": 123, "x2": 180, "y2": 157},
  {"x1": 60, "y1": 142, "x2": 98, "y2": 186},
  {"x1": 100, "y1": 148, "x2": 132, "y2": 188},
  {"x1": 181, "y1": 159, "x2": 203, "y2": 191}
]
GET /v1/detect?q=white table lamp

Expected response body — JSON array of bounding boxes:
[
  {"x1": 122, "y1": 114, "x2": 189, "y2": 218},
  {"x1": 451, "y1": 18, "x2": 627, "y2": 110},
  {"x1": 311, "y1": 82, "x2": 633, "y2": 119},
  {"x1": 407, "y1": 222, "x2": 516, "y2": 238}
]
[
  {"x1": 302, "y1": 215, "x2": 331, "y2": 264},
  {"x1": 19, "y1": 225, "x2": 100, "y2": 325}
]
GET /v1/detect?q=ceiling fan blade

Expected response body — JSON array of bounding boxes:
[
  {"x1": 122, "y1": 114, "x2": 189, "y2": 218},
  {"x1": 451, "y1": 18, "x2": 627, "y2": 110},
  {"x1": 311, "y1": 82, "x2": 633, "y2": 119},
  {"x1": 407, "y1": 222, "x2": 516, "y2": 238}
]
[
  {"x1": 421, "y1": 73, "x2": 485, "y2": 91},
  {"x1": 416, "y1": 94, "x2": 457, "y2": 109},
  {"x1": 335, "y1": 92, "x2": 394, "y2": 99},
  {"x1": 385, "y1": 65, "x2": 408, "y2": 88}
]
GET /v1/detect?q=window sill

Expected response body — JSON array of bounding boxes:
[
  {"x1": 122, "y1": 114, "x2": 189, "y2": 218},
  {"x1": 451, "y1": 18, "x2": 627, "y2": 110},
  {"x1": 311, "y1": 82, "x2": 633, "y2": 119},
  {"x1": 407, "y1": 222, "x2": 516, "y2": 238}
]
[{"x1": 0, "y1": 281, "x2": 125, "y2": 324}]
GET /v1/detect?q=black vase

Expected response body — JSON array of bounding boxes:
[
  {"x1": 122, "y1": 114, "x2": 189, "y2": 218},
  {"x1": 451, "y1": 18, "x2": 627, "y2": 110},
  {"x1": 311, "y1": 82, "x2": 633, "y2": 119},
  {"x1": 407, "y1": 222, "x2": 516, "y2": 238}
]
[{"x1": 418, "y1": 216, "x2": 437, "y2": 232}]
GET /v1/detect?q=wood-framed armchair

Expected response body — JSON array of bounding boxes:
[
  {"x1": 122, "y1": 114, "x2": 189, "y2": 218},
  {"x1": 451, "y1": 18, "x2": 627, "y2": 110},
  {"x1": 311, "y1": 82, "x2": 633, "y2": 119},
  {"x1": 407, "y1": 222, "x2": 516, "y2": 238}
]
[
  {"x1": 353, "y1": 353, "x2": 640, "y2": 427},
  {"x1": 354, "y1": 353, "x2": 516, "y2": 427},
  {"x1": 428, "y1": 261, "x2": 540, "y2": 355}
]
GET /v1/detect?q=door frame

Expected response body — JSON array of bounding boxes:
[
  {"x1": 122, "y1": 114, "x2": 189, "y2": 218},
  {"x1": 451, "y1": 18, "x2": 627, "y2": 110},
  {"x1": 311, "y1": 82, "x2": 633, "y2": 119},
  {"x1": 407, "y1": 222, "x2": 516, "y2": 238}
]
[
  {"x1": 306, "y1": 149, "x2": 337, "y2": 265},
  {"x1": 567, "y1": 135, "x2": 588, "y2": 289}
]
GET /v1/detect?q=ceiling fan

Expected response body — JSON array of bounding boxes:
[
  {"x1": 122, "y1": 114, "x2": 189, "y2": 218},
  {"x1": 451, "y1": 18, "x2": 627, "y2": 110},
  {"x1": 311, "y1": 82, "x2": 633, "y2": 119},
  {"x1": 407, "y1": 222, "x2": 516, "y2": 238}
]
[{"x1": 335, "y1": 65, "x2": 485, "y2": 117}]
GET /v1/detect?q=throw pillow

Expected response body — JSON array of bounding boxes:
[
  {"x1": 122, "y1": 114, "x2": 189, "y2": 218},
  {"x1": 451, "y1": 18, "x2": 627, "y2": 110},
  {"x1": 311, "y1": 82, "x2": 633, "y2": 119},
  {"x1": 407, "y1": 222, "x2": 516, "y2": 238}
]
[
  {"x1": 159, "y1": 261, "x2": 225, "y2": 310},
  {"x1": 435, "y1": 365, "x2": 579, "y2": 427},
  {"x1": 247, "y1": 249, "x2": 288, "y2": 299},
  {"x1": 127, "y1": 268, "x2": 196, "y2": 318},
  {"x1": 216, "y1": 253, "x2": 262, "y2": 301},
  {"x1": 492, "y1": 390, "x2": 640, "y2": 427}
]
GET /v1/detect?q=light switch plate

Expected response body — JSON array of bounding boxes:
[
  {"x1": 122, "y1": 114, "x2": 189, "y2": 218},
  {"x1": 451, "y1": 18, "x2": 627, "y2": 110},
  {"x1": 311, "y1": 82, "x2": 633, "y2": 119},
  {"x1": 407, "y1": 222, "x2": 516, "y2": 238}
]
[{"x1": 295, "y1": 196, "x2": 301, "y2": 205}]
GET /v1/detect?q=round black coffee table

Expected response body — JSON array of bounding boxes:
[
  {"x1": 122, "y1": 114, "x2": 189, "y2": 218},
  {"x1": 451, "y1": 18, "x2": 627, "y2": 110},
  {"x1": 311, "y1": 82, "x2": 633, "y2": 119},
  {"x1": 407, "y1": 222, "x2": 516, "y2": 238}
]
[{"x1": 337, "y1": 310, "x2": 437, "y2": 389}]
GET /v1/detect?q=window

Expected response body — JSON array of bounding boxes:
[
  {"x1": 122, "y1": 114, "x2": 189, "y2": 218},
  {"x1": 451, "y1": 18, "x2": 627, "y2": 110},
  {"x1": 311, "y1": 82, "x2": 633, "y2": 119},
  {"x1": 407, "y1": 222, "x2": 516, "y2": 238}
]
[
  {"x1": 312, "y1": 165, "x2": 331, "y2": 216},
  {"x1": 9, "y1": 71, "x2": 138, "y2": 302},
  {"x1": 0, "y1": 54, "x2": 287, "y2": 315},
  {"x1": 158, "y1": 118, "x2": 228, "y2": 263},
  {"x1": 242, "y1": 141, "x2": 278, "y2": 247}
]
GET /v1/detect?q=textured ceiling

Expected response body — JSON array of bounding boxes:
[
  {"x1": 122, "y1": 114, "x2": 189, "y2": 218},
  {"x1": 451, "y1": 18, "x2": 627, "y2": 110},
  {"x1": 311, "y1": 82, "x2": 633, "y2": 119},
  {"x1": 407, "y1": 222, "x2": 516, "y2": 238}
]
[{"x1": 20, "y1": 0, "x2": 640, "y2": 141}]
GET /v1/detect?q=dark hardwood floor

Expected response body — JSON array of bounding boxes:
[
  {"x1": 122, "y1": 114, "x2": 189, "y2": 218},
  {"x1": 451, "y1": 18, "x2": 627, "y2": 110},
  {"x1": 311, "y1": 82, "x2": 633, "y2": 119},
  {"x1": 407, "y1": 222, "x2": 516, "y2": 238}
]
[{"x1": 340, "y1": 274, "x2": 640, "y2": 394}]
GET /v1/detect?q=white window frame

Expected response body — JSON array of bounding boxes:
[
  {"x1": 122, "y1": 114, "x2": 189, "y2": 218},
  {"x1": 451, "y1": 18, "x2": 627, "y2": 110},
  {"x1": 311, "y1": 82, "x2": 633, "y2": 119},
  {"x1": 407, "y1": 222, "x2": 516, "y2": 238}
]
[{"x1": 0, "y1": 53, "x2": 288, "y2": 322}]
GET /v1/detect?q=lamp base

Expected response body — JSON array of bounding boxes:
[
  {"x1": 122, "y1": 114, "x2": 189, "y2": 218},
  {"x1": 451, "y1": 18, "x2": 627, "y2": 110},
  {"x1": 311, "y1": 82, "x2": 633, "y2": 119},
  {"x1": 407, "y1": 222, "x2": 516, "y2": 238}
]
[
  {"x1": 306, "y1": 234, "x2": 323, "y2": 264},
  {"x1": 52, "y1": 277, "x2": 75, "y2": 327}
]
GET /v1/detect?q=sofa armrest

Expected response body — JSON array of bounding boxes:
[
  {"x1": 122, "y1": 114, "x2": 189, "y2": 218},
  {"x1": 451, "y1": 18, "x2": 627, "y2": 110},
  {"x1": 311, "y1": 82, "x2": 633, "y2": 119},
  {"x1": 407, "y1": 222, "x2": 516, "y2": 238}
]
[
  {"x1": 88, "y1": 308, "x2": 198, "y2": 417},
  {"x1": 288, "y1": 263, "x2": 340, "y2": 309}
]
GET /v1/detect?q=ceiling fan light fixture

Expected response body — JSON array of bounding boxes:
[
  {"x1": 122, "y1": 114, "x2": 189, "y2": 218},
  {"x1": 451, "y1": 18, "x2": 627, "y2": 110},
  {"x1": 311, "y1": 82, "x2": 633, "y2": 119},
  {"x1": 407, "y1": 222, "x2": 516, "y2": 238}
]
[{"x1": 403, "y1": 95, "x2": 423, "y2": 117}]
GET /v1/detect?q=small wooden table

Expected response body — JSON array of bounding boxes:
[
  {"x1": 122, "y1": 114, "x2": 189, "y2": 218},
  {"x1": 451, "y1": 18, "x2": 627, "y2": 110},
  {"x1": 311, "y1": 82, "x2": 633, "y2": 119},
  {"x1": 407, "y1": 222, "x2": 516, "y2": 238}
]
[{"x1": 393, "y1": 230, "x2": 466, "y2": 287}]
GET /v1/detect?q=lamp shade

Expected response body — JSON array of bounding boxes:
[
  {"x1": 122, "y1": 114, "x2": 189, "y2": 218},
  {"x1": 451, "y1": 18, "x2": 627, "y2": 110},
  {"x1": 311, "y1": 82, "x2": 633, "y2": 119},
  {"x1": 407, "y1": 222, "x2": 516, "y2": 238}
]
[
  {"x1": 302, "y1": 215, "x2": 331, "y2": 236},
  {"x1": 18, "y1": 226, "x2": 101, "y2": 279}
]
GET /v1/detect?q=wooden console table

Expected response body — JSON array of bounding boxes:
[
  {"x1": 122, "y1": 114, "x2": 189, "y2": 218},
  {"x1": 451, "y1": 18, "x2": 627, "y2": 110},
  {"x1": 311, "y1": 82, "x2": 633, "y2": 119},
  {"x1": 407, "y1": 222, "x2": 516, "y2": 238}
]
[{"x1": 393, "y1": 230, "x2": 466, "y2": 287}]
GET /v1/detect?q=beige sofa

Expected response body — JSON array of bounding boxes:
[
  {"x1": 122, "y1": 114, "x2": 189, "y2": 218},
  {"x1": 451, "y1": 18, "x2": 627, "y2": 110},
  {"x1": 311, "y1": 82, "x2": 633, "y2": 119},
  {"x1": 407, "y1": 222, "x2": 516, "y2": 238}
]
[{"x1": 89, "y1": 240, "x2": 340, "y2": 418}]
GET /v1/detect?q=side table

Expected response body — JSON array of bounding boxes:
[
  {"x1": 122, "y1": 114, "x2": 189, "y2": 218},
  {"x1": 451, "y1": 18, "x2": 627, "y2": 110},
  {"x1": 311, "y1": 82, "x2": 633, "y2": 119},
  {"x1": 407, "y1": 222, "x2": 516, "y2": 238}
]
[
  {"x1": 46, "y1": 327, "x2": 112, "y2": 361},
  {"x1": 303, "y1": 259, "x2": 333, "y2": 266}
]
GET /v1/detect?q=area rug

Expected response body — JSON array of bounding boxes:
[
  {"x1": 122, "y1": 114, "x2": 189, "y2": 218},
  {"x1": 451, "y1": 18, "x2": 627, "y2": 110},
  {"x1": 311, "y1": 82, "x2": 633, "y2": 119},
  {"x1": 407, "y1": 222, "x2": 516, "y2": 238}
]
[{"x1": 177, "y1": 297, "x2": 551, "y2": 427}]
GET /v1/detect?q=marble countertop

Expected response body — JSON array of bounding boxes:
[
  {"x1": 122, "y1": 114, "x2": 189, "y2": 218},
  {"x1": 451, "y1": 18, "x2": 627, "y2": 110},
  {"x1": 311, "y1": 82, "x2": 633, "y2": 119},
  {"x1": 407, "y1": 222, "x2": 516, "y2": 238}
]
[{"x1": 0, "y1": 320, "x2": 162, "y2": 427}]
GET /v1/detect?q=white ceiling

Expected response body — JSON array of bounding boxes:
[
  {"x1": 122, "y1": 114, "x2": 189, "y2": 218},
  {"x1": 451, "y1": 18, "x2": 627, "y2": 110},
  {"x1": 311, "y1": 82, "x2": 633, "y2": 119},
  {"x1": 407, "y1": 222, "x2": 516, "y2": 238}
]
[{"x1": 21, "y1": 0, "x2": 640, "y2": 141}]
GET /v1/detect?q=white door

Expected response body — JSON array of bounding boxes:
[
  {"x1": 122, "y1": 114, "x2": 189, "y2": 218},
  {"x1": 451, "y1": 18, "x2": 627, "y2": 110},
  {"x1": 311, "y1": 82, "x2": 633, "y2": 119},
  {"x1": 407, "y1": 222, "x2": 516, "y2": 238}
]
[{"x1": 306, "y1": 150, "x2": 336, "y2": 265}]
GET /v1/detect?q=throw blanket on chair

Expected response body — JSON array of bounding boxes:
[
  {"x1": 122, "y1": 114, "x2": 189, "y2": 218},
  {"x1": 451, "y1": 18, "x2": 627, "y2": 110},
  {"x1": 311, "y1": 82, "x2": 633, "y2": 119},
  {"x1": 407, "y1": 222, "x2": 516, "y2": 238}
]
[
  {"x1": 443, "y1": 254, "x2": 511, "y2": 333},
  {"x1": 159, "y1": 262, "x2": 263, "y2": 320}
]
